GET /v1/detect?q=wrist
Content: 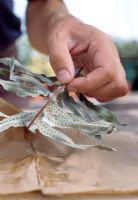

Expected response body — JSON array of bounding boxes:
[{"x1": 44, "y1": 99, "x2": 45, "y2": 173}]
[{"x1": 44, "y1": 10, "x2": 69, "y2": 31}]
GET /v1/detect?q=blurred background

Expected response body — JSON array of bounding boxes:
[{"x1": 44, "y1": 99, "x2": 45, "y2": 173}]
[{"x1": 13, "y1": 0, "x2": 138, "y2": 91}]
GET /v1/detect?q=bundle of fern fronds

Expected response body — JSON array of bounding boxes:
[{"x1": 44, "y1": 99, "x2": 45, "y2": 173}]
[{"x1": 0, "y1": 57, "x2": 122, "y2": 151}]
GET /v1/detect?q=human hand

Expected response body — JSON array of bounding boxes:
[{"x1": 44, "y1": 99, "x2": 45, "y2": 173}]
[
  {"x1": 46, "y1": 14, "x2": 128, "y2": 102},
  {"x1": 26, "y1": 0, "x2": 128, "y2": 103}
]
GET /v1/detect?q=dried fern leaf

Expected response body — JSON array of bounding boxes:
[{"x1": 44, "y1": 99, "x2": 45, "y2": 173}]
[
  {"x1": 0, "y1": 57, "x2": 60, "y2": 86},
  {"x1": 0, "y1": 57, "x2": 123, "y2": 151},
  {"x1": 78, "y1": 94, "x2": 120, "y2": 124},
  {"x1": 0, "y1": 57, "x2": 60, "y2": 97},
  {"x1": 0, "y1": 112, "x2": 35, "y2": 132}
]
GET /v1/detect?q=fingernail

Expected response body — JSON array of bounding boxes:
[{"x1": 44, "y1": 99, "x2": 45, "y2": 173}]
[
  {"x1": 68, "y1": 86, "x2": 78, "y2": 93},
  {"x1": 57, "y1": 69, "x2": 71, "y2": 83}
]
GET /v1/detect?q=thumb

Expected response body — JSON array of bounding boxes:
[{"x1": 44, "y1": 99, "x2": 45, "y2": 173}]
[{"x1": 48, "y1": 41, "x2": 75, "y2": 84}]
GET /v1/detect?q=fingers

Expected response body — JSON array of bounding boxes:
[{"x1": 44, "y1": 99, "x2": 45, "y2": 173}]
[
  {"x1": 86, "y1": 80, "x2": 128, "y2": 102},
  {"x1": 48, "y1": 39, "x2": 75, "y2": 84},
  {"x1": 68, "y1": 66, "x2": 128, "y2": 102},
  {"x1": 67, "y1": 30, "x2": 128, "y2": 101},
  {"x1": 68, "y1": 66, "x2": 114, "y2": 93},
  {"x1": 67, "y1": 59, "x2": 128, "y2": 101},
  {"x1": 68, "y1": 75, "x2": 128, "y2": 102}
]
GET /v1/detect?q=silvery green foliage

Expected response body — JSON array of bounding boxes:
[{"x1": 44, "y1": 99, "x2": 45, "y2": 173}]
[
  {"x1": 0, "y1": 57, "x2": 60, "y2": 97},
  {"x1": 0, "y1": 100, "x2": 116, "y2": 151},
  {"x1": 0, "y1": 57, "x2": 121, "y2": 151}
]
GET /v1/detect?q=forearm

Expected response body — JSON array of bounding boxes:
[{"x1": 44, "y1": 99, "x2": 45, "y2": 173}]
[{"x1": 26, "y1": 0, "x2": 69, "y2": 54}]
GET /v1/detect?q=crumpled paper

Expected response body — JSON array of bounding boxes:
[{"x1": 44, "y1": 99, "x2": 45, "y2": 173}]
[{"x1": 0, "y1": 98, "x2": 138, "y2": 197}]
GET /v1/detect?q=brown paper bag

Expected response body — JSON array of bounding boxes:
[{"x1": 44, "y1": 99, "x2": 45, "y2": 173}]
[{"x1": 0, "y1": 98, "x2": 138, "y2": 198}]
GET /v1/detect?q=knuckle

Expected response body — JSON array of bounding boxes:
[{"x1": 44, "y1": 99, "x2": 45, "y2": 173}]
[
  {"x1": 48, "y1": 29, "x2": 66, "y2": 49},
  {"x1": 54, "y1": 30, "x2": 64, "y2": 40},
  {"x1": 101, "y1": 32, "x2": 112, "y2": 43},
  {"x1": 48, "y1": 33, "x2": 61, "y2": 47},
  {"x1": 104, "y1": 68, "x2": 115, "y2": 81},
  {"x1": 115, "y1": 81, "x2": 129, "y2": 96},
  {"x1": 104, "y1": 34, "x2": 114, "y2": 45}
]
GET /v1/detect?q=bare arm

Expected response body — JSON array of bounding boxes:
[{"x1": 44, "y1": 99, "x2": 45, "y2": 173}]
[{"x1": 26, "y1": 0, "x2": 69, "y2": 54}]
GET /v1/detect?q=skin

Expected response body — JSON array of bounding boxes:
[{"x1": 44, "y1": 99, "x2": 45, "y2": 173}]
[{"x1": 26, "y1": 0, "x2": 128, "y2": 102}]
